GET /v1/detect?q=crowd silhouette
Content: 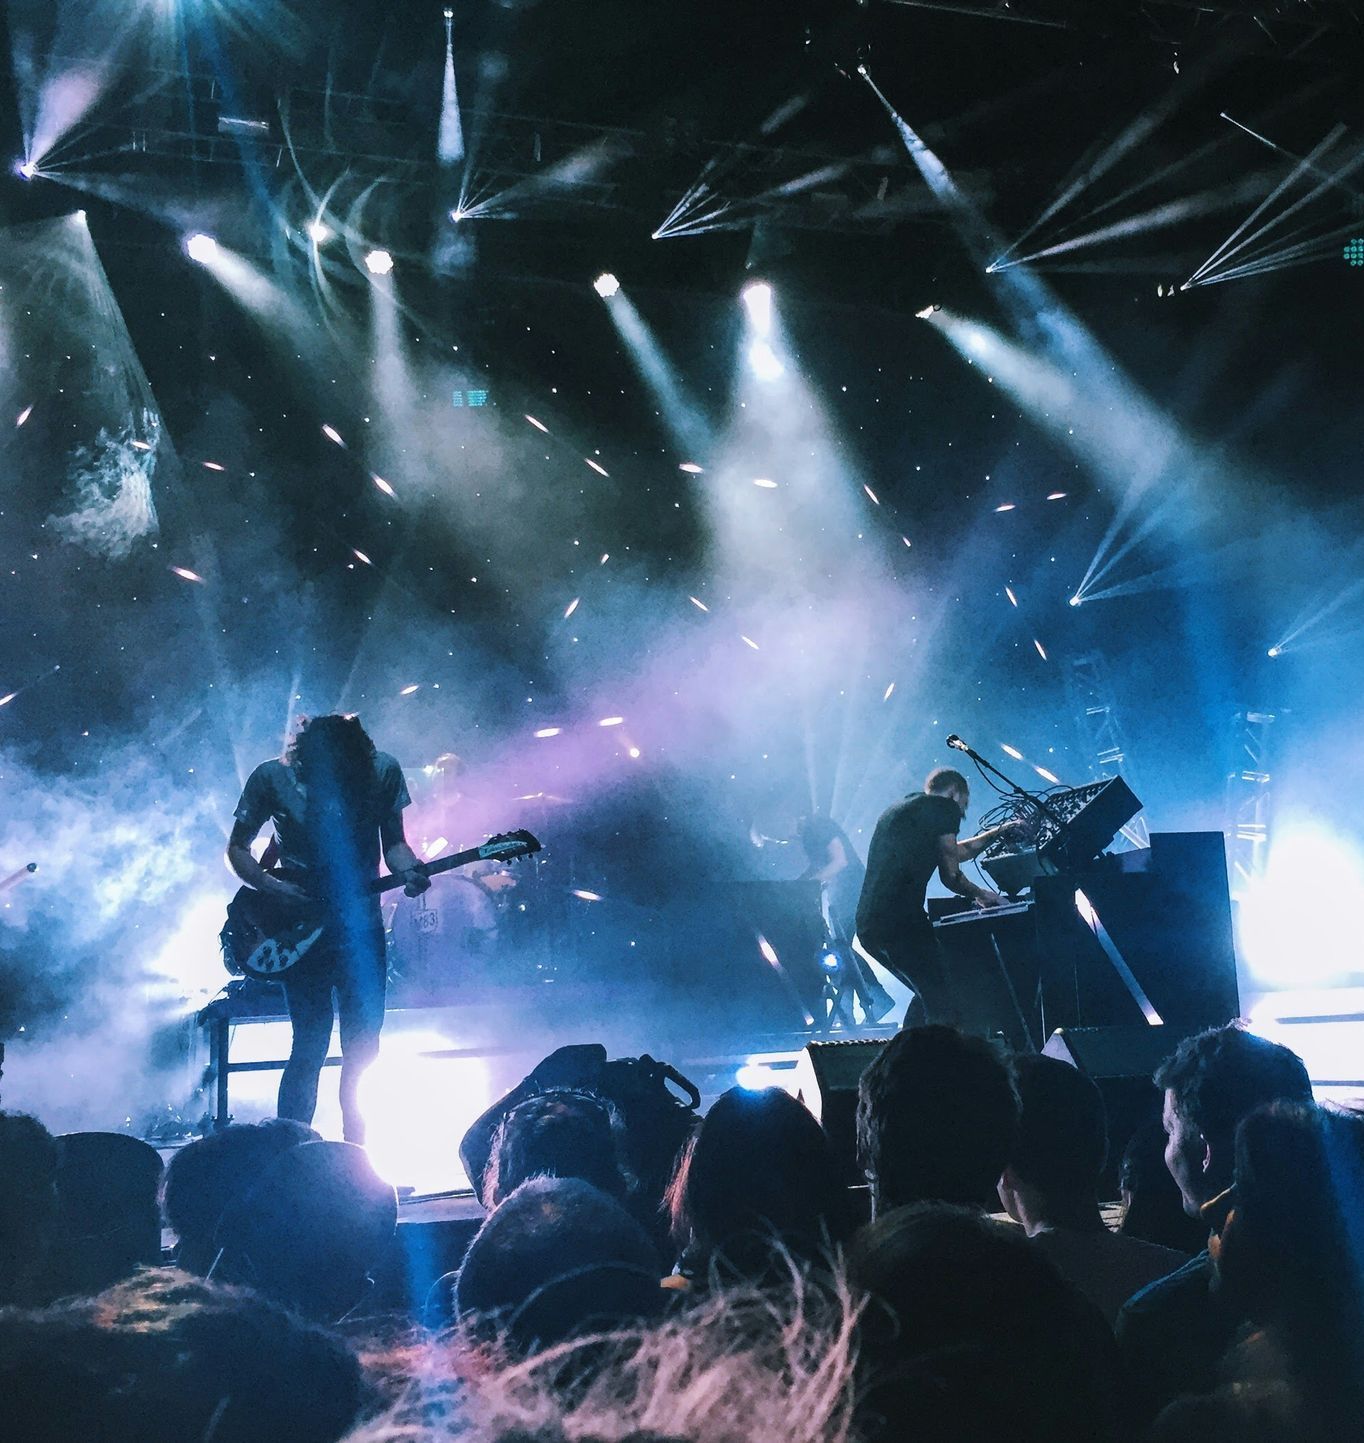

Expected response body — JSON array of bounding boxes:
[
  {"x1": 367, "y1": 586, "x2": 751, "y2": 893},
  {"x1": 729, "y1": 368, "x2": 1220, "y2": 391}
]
[{"x1": 2, "y1": 1019, "x2": 1361, "y2": 1443}]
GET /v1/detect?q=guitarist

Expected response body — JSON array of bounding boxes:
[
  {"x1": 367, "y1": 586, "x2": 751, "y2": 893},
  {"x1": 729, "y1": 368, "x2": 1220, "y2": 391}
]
[{"x1": 227, "y1": 714, "x2": 430, "y2": 1142}]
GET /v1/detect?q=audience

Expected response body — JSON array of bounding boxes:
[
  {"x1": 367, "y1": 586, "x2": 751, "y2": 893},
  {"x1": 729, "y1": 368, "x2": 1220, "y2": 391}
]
[
  {"x1": 665, "y1": 1085, "x2": 855, "y2": 1285},
  {"x1": 0, "y1": 1019, "x2": 1354, "y2": 1443},
  {"x1": 1115, "y1": 1022, "x2": 1314, "y2": 1422},
  {"x1": 161, "y1": 1118, "x2": 318, "y2": 1274},
  {"x1": 0, "y1": 1112, "x2": 58, "y2": 1306},
  {"x1": 454, "y1": 1176, "x2": 666, "y2": 1354},
  {"x1": 211, "y1": 1139, "x2": 398, "y2": 1323},
  {"x1": 46, "y1": 1132, "x2": 164, "y2": 1299},
  {"x1": 849, "y1": 1202, "x2": 1128, "y2": 1442},
  {"x1": 998, "y1": 1054, "x2": 1187, "y2": 1322},
  {"x1": 0, "y1": 1268, "x2": 367, "y2": 1443},
  {"x1": 1117, "y1": 1117, "x2": 1211, "y2": 1255},
  {"x1": 856, "y1": 1023, "x2": 1019, "y2": 1214},
  {"x1": 482, "y1": 1088, "x2": 630, "y2": 1208},
  {"x1": 356, "y1": 1277, "x2": 860, "y2": 1443}
]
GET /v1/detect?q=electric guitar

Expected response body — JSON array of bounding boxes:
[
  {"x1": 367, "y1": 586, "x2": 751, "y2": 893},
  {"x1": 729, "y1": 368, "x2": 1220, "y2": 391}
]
[{"x1": 220, "y1": 830, "x2": 541, "y2": 978}]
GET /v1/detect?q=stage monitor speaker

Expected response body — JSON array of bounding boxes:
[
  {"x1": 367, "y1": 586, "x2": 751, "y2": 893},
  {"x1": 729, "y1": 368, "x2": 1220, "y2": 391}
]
[
  {"x1": 1042, "y1": 1024, "x2": 1196, "y2": 1195},
  {"x1": 796, "y1": 1038, "x2": 889, "y2": 1187}
]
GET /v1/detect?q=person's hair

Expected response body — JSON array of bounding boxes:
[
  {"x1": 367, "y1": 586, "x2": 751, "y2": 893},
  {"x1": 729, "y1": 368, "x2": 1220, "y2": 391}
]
[
  {"x1": 0, "y1": 1267, "x2": 366, "y2": 1443},
  {"x1": 857, "y1": 1026, "x2": 1019, "y2": 1213},
  {"x1": 1214, "y1": 1102, "x2": 1364, "y2": 1431},
  {"x1": 1009, "y1": 1055, "x2": 1108, "y2": 1204},
  {"x1": 1118, "y1": 1117, "x2": 1208, "y2": 1253},
  {"x1": 483, "y1": 1090, "x2": 628, "y2": 1208},
  {"x1": 0, "y1": 1113, "x2": 59, "y2": 1306},
  {"x1": 849, "y1": 1203, "x2": 1126, "y2": 1443},
  {"x1": 925, "y1": 767, "x2": 968, "y2": 796},
  {"x1": 162, "y1": 1120, "x2": 318, "y2": 1275},
  {"x1": 455, "y1": 1176, "x2": 664, "y2": 1355},
  {"x1": 665, "y1": 1086, "x2": 855, "y2": 1268},
  {"x1": 1153, "y1": 1023, "x2": 1312, "y2": 1151},
  {"x1": 48, "y1": 1133, "x2": 164, "y2": 1299},
  {"x1": 211, "y1": 1140, "x2": 397, "y2": 1322},
  {"x1": 351, "y1": 1270, "x2": 859, "y2": 1443},
  {"x1": 286, "y1": 713, "x2": 378, "y2": 799}
]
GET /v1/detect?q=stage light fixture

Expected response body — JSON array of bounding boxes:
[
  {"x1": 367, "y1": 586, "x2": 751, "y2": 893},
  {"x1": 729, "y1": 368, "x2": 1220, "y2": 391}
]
[
  {"x1": 593, "y1": 272, "x2": 621, "y2": 298},
  {"x1": 365, "y1": 248, "x2": 395, "y2": 275},
  {"x1": 915, "y1": 303, "x2": 940, "y2": 319},
  {"x1": 16, "y1": 159, "x2": 37, "y2": 180},
  {"x1": 1267, "y1": 646, "x2": 1281, "y2": 658},
  {"x1": 307, "y1": 220, "x2": 331, "y2": 245},
  {"x1": 742, "y1": 280, "x2": 773, "y2": 335},
  {"x1": 185, "y1": 233, "x2": 218, "y2": 265}
]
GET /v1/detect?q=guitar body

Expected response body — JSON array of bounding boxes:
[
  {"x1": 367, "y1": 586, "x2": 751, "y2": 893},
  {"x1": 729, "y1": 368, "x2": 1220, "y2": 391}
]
[
  {"x1": 221, "y1": 888, "x2": 328, "y2": 979},
  {"x1": 220, "y1": 830, "x2": 541, "y2": 979}
]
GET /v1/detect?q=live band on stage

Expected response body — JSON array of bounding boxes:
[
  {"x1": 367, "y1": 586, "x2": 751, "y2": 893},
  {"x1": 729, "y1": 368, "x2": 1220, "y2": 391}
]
[{"x1": 219, "y1": 714, "x2": 1239, "y2": 1138}]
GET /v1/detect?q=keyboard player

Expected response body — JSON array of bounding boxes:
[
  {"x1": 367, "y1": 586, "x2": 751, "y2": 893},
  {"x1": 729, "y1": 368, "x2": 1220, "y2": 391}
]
[{"x1": 855, "y1": 767, "x2": 1021, "y2": 1028}]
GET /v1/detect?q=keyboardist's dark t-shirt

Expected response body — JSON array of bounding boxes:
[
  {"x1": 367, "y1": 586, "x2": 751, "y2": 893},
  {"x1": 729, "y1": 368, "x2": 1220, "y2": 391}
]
[{"x1": 855, "y1": 792, "x2": 963, "y2": 948}]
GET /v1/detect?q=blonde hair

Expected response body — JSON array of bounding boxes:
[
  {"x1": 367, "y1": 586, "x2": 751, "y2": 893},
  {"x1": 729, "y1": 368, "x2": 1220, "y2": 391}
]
[{"x1": 348, "y1": 1265, "x2": 863, "y2": 1443}]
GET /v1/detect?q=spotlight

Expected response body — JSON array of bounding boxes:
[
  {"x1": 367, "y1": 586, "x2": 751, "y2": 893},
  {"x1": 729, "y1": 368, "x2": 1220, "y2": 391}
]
[
  {"x1": 1068, "y1": 595, "x2": 1082, "y2": 607},
  {"x1": 449, "y1": 208, "x2": 464, "y2": 221},
  {"x1": 185, "y1": 233, "x2": 218, "y2": 265},
  {"x1": 307, "y1": 220, "x2": 332, "y2": 245},
  {"x1": 915, "y1": 303, "x2": 940, "y2": 319},
  {"x1": 747, "y1": 339, "x2": 784, "y2": 383},
  {"x1": 593, "y1": 272, "x2": 621, "y2": 298},
  {"x1": 742, "y1": 280, "x2": 772, "y2": 335},
  {"x1": 444, "y1": 5, "x2": 453, "y2": 17},
  {"x1": 364, "y1": 248, "x2": 394, "y2": 276},
  {"x1": 1267, "y1": 646, "x2": 1281, "y2": 658},
  {"x1": 16, "y1": 159, "x2": 37, "y2": 180}
]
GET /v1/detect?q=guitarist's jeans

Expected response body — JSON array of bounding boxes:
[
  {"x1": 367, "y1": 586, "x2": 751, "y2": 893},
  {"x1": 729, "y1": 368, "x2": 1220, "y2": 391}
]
[{"x1": 278, "y1": 911, "x2": 387, "y2": 1142}]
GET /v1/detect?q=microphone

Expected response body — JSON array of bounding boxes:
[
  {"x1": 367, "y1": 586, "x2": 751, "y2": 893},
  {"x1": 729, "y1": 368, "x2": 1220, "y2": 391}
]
[{"x1": 945, "y1": 734, "x2": 967, "y2": 752}]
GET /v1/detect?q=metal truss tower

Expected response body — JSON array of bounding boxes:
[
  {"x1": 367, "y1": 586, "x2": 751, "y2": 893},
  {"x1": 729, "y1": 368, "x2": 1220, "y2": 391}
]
[
  {"x1": 1064, "y1": 651, "x2": 1149, "y2": 848},
  {"x1": 1225, "y1": 707, "x2": 1277, "y2": 900}
]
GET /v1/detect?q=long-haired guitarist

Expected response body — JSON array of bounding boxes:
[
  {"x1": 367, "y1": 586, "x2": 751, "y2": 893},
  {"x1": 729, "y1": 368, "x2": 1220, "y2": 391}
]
[{"x1": 226, "y1": 714, "x2": 430, "y2": 1142}]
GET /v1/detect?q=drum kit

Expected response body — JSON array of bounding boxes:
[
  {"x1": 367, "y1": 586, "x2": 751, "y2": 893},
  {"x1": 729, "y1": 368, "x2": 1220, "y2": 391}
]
[{"x1": 383, "y1": 754, "x2": 572, "y2": 1002}]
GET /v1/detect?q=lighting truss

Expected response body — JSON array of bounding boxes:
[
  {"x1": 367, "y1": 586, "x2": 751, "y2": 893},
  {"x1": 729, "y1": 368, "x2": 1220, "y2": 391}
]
[{"x1": 1224, "y1": 707, "x2": 1277, "y2": 900}]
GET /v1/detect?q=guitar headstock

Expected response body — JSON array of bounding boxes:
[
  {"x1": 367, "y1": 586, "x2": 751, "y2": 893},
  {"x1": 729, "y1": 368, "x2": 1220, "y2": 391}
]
[{"x1": 479, "y1": 829, "x2": 543, "y2": 863}]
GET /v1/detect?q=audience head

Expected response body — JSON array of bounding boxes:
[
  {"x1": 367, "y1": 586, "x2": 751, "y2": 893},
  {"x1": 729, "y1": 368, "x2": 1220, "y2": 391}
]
[
  {"x1": 1217, "y1": 1102, "x2": 1364, "y2": 1346},
  {"x1": 849, "y1": 1203, "x2": 1125, "y2": 1443},
  {"x1": 162, "y1": 1119, "x2": 317, "y2": 1275},
  {"x1": 857, "y1": 1025, "x2": 1019, "y2": 1214},
  {"x1": 212, "y1": 1140, "x2": 396, "y2": 1322},
  {"x1": 666, "y1": 1085, "x2": 854, "y2": 1273},
  {"x1": 455, "y1": 1176, "x2": 664, "y2": 1355},
  {"x1": 1118, "y1": 1117, "x2": 1209, "y2": 1253},
  {"x1": 999, "y1": 1054, "x2": 1107, "y2": 1227},
  {"x1": 0, "y1": 1268, "x2": 365, "y2": 1443},
  {"x1": 0, "y1": 1113, "x2": 58, "y2": 1306},
  {"x1": 358, "y1": 1276, "x2": 859, "y2": 1443},
  {"x1": 47, "y1": 1132, "x2": 163, "y2": 1299},
  {"x1": 483, "y1": 1089, "x2": 628, "y2": 1208},
  {"x1": 1154, "y1": 1024, "x2": 1312, "y2": 1216}
]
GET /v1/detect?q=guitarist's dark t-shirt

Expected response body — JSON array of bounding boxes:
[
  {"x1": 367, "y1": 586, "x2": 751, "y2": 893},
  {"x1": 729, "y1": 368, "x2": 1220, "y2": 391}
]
[{"x1": 233, "y1": 753, "x2": 411, "y2": 884}]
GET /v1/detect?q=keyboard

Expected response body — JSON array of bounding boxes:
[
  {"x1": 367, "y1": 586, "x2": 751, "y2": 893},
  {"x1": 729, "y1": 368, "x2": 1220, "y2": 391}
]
[{"x1": 933, "y1": 899, "x2": 1035, "y2": 929}]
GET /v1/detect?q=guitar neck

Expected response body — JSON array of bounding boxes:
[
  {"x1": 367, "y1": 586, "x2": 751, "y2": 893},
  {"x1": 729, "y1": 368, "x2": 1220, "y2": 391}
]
[{"x1": 369, "y1": 844, "x2": 491, "y2": 897}]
